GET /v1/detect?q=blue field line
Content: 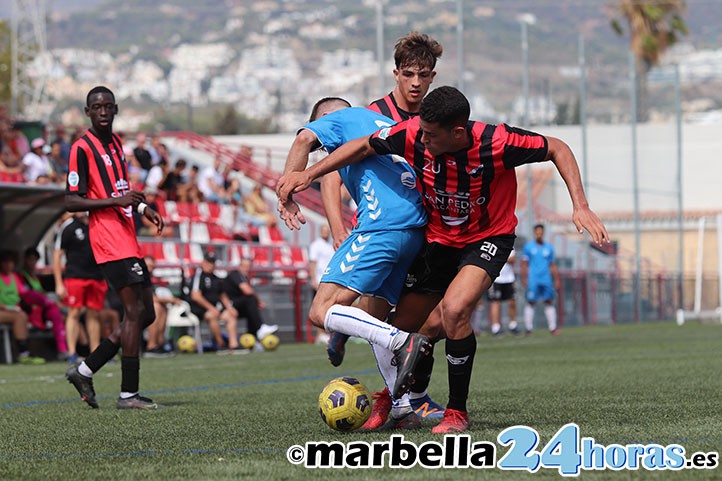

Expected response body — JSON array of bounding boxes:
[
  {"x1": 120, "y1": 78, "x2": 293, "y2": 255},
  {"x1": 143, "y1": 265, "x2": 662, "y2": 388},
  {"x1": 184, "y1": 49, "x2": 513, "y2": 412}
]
[
  {"x1": 2, "y1": 447, "x2": 281, "y2": 461},
  {"x1": 0, "y1": 368, "x2": 377, "y2": 410}
]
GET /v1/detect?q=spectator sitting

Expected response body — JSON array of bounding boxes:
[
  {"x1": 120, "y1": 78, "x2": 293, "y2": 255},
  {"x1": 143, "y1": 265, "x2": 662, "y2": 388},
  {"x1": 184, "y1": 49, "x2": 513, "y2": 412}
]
[
  {"x1": 19, "y1": 247, "x2": 69, "y2": 360},
  {"x1": 145, "y1": 159, "x2": 169, "y2": 195},
  {"x1": 0, "y1": 249, "x2": 46, "y2": 364},
  {"x1": 243, "y1": 182, "x2": 277, "y2": 227},
  {"x1": 124, "y1": 148, "x2": 144, "y2": 186},
  {"x1": 133, "y1": 131, "x2": 153, "y2": 174},
  {"x1": 159, "y1": 158, "x2": 187, "y2": 201},
  {"x1": 143, "y1": 255, "x2": 175, "y2": 358},
  {"x1": 223, "y1": 257, "x2": 278, "y2": 349},
  {"x1": 198, "y1": 157, "x2": 228, "y2": 204},
  {"x1": 23, "y1": 138, "x2": 57, "y2": 184},
  {"x1": 134, "y1": 187, "x2": 163, "y2": 237},
  {"x1": 151, "y1": 136, "x2": 169, "y2": 165},
  {"x1": 189, "y1": 253, "x2": 242, "y2": 354},
  {"x1": 176, "y1": 164, "x2": 202, "y2": 203},
  {"x1": 54, "y1": 126, "x2": 71, "y2": 164},
  {"x1": 48, "y1": 140, "x2": 68, "y2": 183},
  {"x1": 9, "y1": 125, "x2": 29, "y2": 158}
]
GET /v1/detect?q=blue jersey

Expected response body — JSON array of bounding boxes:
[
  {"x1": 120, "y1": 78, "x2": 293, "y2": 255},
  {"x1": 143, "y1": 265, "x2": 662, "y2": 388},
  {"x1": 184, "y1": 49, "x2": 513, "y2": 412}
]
[
  {"x1": 522, "y1": 241, "x2": 555, "y2": 286},
  {"x1": 303, "y1": 107, "x2": 427, "y2": 233}
]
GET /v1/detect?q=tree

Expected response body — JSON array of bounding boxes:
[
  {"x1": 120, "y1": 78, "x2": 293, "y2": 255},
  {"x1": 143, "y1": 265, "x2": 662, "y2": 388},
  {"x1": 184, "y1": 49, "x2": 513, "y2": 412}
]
[
  {"x1": 0, "y1": 21, "x2": 11, "y2": 104},
  {"x1": 611, "y1": 0, "x2": 688, "y2": 121},
  {"x1": 214, "y1": 105, "x2": 240, "y2": 135}
]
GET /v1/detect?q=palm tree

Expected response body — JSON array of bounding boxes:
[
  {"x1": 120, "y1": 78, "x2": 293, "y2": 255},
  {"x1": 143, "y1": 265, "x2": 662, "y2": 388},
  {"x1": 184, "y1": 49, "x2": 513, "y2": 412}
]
[{"x1": 611, "y1": 0, "x2": 688, "y2": 121}]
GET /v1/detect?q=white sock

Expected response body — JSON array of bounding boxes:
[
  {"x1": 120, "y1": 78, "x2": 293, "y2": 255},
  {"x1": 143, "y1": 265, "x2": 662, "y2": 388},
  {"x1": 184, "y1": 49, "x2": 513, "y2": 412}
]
[
  {"x1": 370, "y1": 341, "x2": 411, "y2": 418},
  {"x1": 371, "y1": 342, "x2": 397, "y2": 395},
  {"x1": 524, "y1": 305, "x2": 534, "y2": 332},
  {"x1": 324, "y1": 304, "x2": 408, "y2": 352},
  {"x1": 390, "y1": 394, "x2": 413, "y2": 418},
  {"x1": 508, "y1": 320, "x2": 518, "y2": 331},
  {"x1": 491, "y1": 323, "x2": 501, "y2": 334},
  {"x1": 78, "y1": 362, "x2": 93, "y2": 378},
  {"x1": 408, "y1": 390, "x2": 427, "y2": 400},
  {"x1": 545, "y1": 305, "x2": 557, "y2": 331},
  {"x1": 119, "y1": 391, "x2": 138, "y2": 399}
]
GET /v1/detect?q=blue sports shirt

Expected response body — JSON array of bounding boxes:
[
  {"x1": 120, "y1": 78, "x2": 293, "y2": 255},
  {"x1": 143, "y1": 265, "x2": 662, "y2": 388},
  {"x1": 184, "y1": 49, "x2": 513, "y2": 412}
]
[
  {"x1": 303, "y1": 107, "x2": 427, "y2": 233},
  {"x1": 522, "y1": 240, "x2": 555, "y2": 286}
]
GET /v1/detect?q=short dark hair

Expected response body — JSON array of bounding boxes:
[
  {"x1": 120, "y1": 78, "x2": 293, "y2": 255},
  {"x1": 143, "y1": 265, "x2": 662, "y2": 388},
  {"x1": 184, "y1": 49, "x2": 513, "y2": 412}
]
[
  {"x1": 308, "y1": 97, "x2": 351, "y2": 122},
  {"x1": 86, "y1": 86, "x2": 115, "y2": 106},
  {"x1": 24, "y1": 247, "x2": 39, "y2": 260},
  {"x1": 175, "y1": 158, "x2": 187, "y2": 169},
  {"x1": 534, "y1": 224, "x2": 545, "y2": 231},
  {"x1": 0, "y1": 249, "x2": 18, "y2": 264},
  {"x1": 394, "y1": 32, "x2": 443, "y2": 70},
  {"x1": 419, "y1": 86, "x2": 470, "y2": 130}
]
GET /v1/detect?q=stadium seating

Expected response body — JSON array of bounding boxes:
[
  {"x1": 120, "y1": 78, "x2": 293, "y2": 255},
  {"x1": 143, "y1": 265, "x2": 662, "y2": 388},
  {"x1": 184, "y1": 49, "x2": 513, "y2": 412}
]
[{"x1": 0, "y1": 172, "x2": 25, "y2": 183}]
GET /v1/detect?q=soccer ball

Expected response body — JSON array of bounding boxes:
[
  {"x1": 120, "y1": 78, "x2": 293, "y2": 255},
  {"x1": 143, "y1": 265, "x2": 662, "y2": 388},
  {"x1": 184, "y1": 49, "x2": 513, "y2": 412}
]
[
  {"x1": 239, "y1": 333, "x2": 256, "y2": 349},
  {"x1": 260, "y1": 333, "x2": 280, "y2": 351},
  {"x1": 177, "y1": 335, "x2": 196, "y2": 353},
  {"x1": 318, "y1": 377, "x2": 371, "y2": 432}
]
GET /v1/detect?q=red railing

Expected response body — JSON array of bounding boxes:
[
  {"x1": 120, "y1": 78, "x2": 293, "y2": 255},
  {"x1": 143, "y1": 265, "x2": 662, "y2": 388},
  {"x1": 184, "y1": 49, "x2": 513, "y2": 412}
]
[{"x1": 161, "y1": 131, "x2": 355, "y2": 227}]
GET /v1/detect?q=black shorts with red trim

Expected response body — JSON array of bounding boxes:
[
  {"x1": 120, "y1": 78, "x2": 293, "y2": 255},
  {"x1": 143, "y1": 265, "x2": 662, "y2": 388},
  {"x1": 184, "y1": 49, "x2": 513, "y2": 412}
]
[
  {"x1": 403, "y1": 234, "x2": 515, "y2": 296},
  {"x1": 98, "y1": 257, "x2": 152, "y2": 292}
]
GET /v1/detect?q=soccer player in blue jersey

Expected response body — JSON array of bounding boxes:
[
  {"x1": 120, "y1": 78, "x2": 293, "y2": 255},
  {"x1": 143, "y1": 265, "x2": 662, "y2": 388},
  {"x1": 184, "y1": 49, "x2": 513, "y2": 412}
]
[
  {"x1": 521, "y1": 224, "x2": 561, "y2": 335},
  {"x1": 323, "y1": 32, "x2": 446, "y2": 424},
  {"x1": 278, "y1": 97, "x2": 433, "y2": 430}
]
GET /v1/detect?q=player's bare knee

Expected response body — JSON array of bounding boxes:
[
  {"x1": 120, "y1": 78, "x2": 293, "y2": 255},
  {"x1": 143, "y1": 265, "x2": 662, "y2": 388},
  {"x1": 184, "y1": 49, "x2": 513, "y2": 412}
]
[
  {"x1": 440, "y1": 299, "x2": 473, "y2": 328},
  {"x1": 308, "y1": 302, "x2": 328, "y2": 328}
]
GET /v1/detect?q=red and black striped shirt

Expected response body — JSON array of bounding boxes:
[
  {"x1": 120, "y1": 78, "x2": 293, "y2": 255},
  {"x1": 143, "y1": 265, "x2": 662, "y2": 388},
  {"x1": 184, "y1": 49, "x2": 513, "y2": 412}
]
[
  {"x1": 66, "y1": 130, "x2": 142, "y2": 264},
  {"x1": 369, "y1": 117, "x2": 548, "y2": 248},
  {"x1": 367, "y1": 92, "x2": 415, "y2": 122}
]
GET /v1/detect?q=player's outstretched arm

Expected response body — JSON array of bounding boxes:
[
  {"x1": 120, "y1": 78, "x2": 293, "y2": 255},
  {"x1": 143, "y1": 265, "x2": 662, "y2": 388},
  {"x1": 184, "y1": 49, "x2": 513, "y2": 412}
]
[
  {"x1": 545, "y1": 136, "x2": 609, "y2": 245},
  {"x1": 276, "y1": 136, "x2": 374, "y2": 203}
]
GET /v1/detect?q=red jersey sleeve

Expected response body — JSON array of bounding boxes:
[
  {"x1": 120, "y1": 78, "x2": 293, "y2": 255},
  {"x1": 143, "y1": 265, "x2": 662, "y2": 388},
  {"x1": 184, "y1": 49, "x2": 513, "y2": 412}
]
[
  {"x1": 66, "y1": 141, "x2": 89, "y2": 195},
  {"x1": 368, "y1": 120, "x2": 409, "y2": 157},
  {"x1": 497, "y1": 124, "x2": 548, "y2": 169}
]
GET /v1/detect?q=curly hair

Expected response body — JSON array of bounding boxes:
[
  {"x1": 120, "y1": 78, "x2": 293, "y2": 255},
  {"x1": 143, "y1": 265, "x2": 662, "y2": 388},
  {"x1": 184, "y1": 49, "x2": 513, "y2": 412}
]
[{"x1": 419, "y1": 86, "x2": 470, "y2": 130}]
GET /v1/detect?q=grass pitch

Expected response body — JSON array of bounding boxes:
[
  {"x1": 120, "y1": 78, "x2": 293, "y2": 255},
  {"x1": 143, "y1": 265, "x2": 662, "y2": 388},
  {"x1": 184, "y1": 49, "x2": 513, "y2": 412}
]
[{"x1": 0, "y1": 322, "x2": 720, "y2": 481}]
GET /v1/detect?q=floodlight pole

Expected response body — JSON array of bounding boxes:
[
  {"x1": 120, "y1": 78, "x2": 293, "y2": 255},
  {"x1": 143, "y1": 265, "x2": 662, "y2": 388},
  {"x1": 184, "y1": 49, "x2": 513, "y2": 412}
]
[
  {"x1": 520, "y1": 16, "x2": 534, "y2": 236},
  {"x1": 674, "y1": 63, "x2": 684, "y2": 310},
  {"x1": 376, "y1": 0, "x2": 385, "y2": 96},
  {"x1": 579, "y1": 33, "x2": 588, "y2": 197},
  {"x1": 629, "y1": 51, "x2": 642, "y2": 322},
  {"x1": 456, "y1": 0, "x2": 464, "y2": 92}
]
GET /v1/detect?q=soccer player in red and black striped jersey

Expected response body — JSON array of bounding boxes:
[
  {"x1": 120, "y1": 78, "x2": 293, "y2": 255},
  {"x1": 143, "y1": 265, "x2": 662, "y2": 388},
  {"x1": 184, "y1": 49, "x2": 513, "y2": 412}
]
[
  {"x1": 64, "y1": 86, "x2": 165, "y2": 410},
  {"x1": 277, "y1": 86, "x2": 609, "y2": 433},
  {"x1": 367, "y1": 31, "x2": 442, "y2": 122}
]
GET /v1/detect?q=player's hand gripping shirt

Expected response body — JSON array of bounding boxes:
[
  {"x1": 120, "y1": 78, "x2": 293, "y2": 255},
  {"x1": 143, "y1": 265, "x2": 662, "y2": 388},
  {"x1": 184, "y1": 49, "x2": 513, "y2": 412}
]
[
  {"x1": 369, "y1": 117, "x2": 548, "y2": 247},
  {"x1": 303, "y1": 107, "x2": 427, "y2": 233}
]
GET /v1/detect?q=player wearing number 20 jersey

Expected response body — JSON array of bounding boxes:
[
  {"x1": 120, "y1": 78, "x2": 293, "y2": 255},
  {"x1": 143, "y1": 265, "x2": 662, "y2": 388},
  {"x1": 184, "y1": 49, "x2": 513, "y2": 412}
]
[{"x1": 369, "y1": 116, "x2": 548, "y2": 249}]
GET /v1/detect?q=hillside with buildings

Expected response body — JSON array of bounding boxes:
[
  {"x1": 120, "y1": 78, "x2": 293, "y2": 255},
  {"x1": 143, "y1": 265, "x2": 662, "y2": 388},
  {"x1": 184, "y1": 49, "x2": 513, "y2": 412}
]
[{"x1": 16, "y1": 0, "x2": 722, "y2": 132}]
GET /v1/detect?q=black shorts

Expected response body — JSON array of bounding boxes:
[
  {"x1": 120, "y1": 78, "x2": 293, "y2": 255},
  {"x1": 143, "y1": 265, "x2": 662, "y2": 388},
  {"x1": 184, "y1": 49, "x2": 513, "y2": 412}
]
[
  {"x1": 98, "y1": 257, "x2": 152, "y2": 292},
  {"x1": 487, "y1": 282, "x2": 515, "y2": 301},
  {"x1": 404, "y1": 234, "x2": 516, "y2": 296},
  {"x1": 190, "y1": 301, "x2": 224, "y2": 320}
]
